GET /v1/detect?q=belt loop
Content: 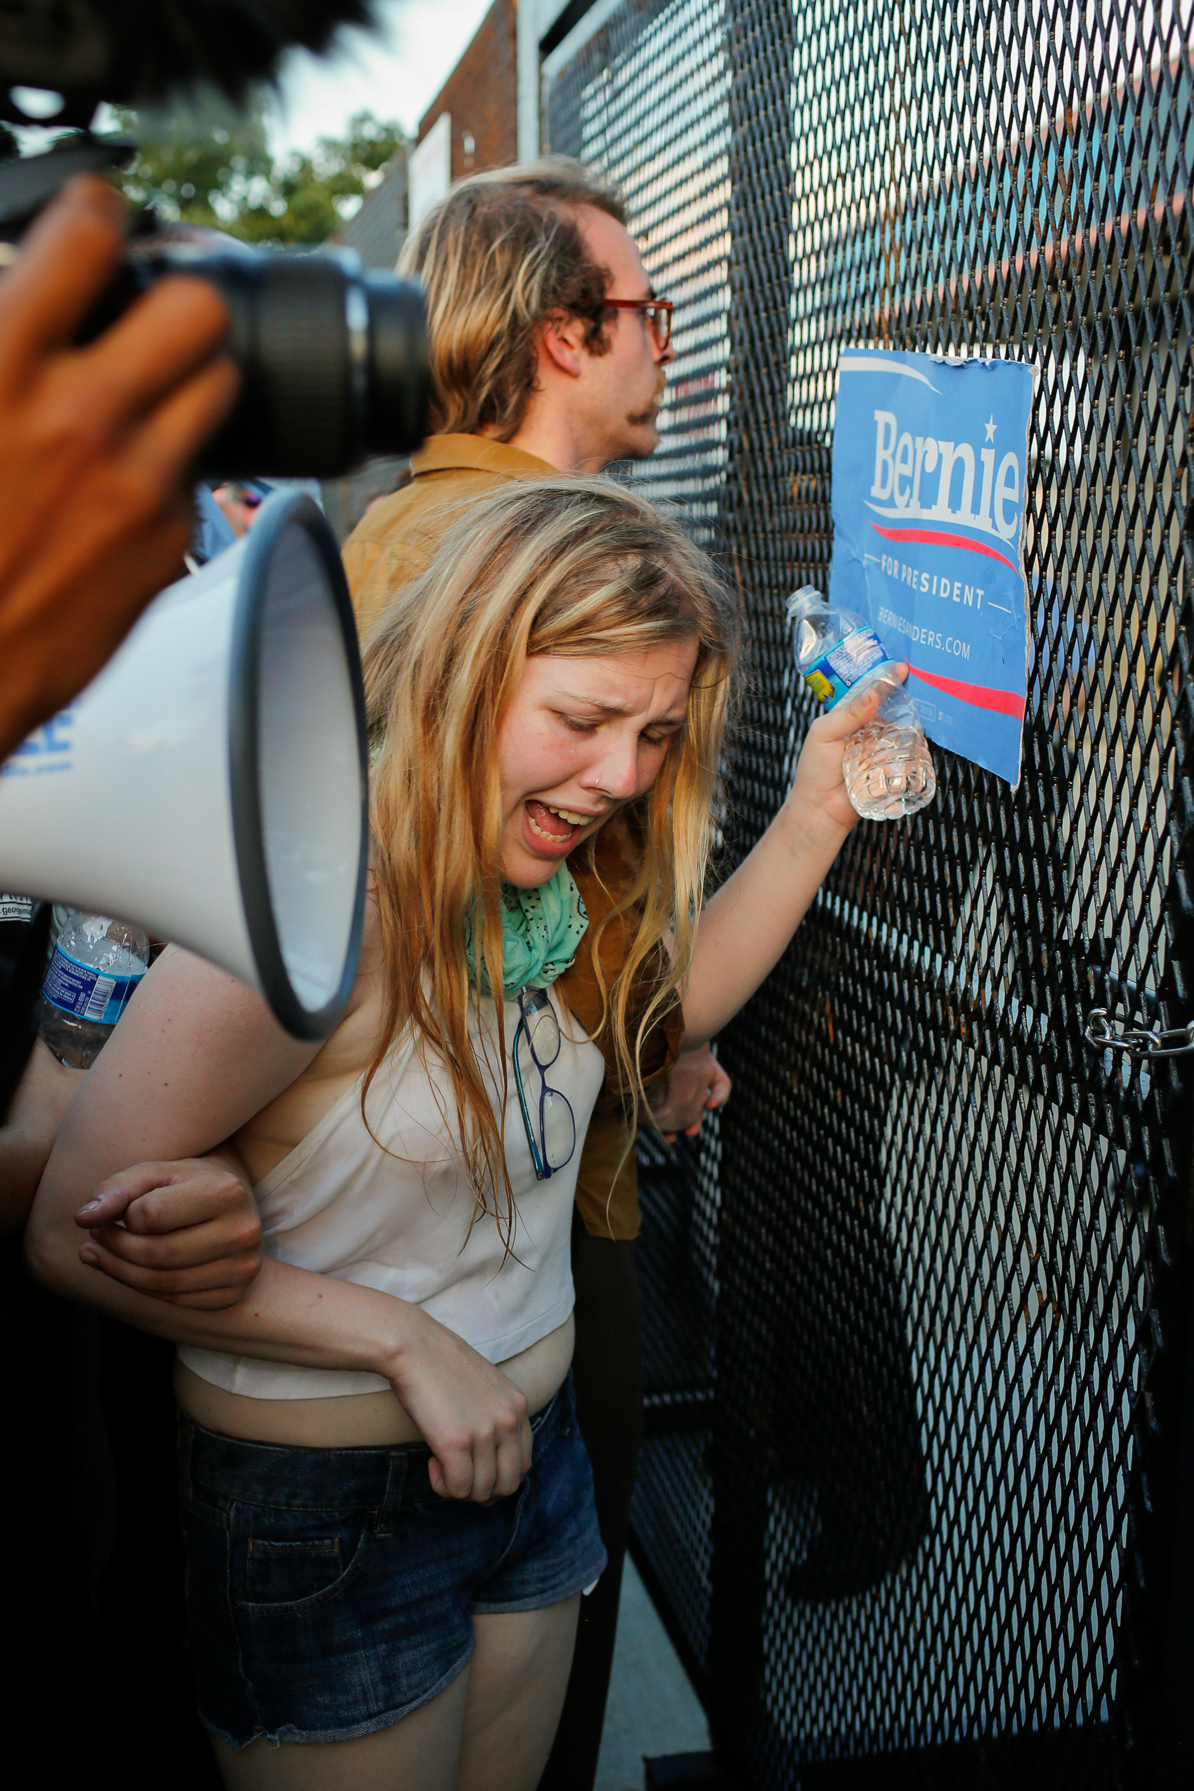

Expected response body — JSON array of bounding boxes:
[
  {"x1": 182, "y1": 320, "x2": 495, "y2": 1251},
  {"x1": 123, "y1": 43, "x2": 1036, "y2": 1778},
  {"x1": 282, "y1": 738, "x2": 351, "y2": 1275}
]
[{"x1": 377, "y1": 1450, "x2": 406, "y2": 1537}]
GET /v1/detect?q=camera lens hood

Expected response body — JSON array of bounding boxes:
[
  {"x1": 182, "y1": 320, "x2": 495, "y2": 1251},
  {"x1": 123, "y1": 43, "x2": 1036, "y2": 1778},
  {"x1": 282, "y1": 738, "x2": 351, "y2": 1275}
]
[{"x1": 364, "y1": 272, "x2": 430, "y2": 460}]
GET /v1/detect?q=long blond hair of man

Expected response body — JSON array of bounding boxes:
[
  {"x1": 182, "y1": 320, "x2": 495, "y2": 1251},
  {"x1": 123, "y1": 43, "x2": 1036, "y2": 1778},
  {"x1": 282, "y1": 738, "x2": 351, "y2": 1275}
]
[
  {"x1": 361, "y1": 477, "x2": 741, "y2": 1234},
  {"x1": 397, "y1": 157, "x2": 628, "y2": 442}
]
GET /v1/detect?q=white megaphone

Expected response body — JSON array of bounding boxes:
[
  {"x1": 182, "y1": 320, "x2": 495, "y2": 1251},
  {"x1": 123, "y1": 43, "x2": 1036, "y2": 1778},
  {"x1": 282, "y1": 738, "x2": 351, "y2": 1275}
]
[{"x1": 0, "y1": 492, "x2": 368, "y2": 1040}]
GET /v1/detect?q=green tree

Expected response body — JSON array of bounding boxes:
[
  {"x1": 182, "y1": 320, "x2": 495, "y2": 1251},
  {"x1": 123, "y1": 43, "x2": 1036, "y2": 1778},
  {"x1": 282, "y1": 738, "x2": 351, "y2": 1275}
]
[
  {"x1": 111, "y1": 94, "x2": 403, "y2": 247},
  {"x1": 233, "y1": 113, "x2": 404, "y2": 245},
  {"x1": 111, "y1": 88, "x2": 273, "y2": 231}
]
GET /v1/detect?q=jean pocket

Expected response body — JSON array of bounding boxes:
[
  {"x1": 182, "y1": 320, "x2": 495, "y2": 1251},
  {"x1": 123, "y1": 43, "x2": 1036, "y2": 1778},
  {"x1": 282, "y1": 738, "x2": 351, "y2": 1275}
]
[
  {"x1": 246, "y1": 1536, "x2": 345, "y2": 1606},
  {"x1": 237, "y1": 1521, "x2": 372, "y2": 1613}
]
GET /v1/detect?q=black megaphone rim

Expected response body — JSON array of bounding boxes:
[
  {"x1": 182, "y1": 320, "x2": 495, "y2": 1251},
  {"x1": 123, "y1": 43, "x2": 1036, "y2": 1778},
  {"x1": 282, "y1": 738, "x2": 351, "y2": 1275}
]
[{"x1": 227, "y1": 489, "x2": 368, "y2": 1040}]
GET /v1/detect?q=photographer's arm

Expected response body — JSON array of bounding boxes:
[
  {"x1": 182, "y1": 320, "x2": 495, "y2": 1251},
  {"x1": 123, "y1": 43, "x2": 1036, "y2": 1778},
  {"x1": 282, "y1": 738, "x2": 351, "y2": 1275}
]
[
  {"x1": 0, "y1": 175, "x2": 238, "y2": 762},
  {"x1": 25, "y1": 948, "x2": 532, "y2": 1499},
  {"x1": 681, "y1": 679, "x2": 891, "y2": 1046}
]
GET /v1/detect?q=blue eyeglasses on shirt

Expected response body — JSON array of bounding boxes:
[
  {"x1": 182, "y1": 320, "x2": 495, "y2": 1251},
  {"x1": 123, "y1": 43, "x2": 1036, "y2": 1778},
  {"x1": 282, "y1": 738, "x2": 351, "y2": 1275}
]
[{"x1": 513, "y1": 987, "x2": 577, "y2": 1181}]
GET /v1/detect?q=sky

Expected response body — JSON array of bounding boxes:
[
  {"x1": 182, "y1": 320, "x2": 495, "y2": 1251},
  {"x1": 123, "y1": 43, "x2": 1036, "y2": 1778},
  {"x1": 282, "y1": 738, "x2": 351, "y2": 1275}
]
[
  {"x1": 9, "y1": 0, "x2": 494, "y2": 161},
  {"x1": 266, "y1": 0, "x2": 495, "y2": 158}
]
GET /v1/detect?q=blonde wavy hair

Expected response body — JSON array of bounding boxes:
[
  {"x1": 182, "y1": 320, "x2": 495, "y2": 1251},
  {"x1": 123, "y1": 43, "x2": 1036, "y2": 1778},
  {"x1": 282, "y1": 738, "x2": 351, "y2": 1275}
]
[
  {"x1": 396, "y1": 157, "x2": 627, "y2": 441},
  {"x1": 361, "y1": 477, "x2": 741, "y2": 1232}
]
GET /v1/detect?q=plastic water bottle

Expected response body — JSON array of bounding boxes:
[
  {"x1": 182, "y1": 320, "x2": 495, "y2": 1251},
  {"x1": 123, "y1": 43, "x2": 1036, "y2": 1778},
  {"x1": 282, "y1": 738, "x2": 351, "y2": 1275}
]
[
  {"x1": 787, "y1": 586, "x2": 936, "y2": 821},
  {"x1": 36, "y1": 911, "x2": 150, "y2": 1068}
]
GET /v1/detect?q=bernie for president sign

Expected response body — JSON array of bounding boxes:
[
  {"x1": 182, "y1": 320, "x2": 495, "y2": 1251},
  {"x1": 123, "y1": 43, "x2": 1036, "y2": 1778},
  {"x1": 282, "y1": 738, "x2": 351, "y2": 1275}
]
[{"x1": 828, "y1": 347, "x2": 1035, "y2": 787}]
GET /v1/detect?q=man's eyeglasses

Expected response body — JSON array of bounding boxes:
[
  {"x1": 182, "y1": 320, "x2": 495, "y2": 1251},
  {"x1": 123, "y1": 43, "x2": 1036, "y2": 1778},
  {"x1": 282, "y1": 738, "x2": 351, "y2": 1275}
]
[
  {"x1": 513, "y1": 987, "x2": 577, "y2": 1181},
  {"x1": 602, "y1": 297, "x2": 674, "y2": 351}
]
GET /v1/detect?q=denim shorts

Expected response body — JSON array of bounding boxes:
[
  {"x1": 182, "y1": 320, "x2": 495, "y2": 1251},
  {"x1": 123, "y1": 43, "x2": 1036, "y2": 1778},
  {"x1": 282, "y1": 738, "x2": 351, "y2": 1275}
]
[{"x1": 177, "y1": 1374, "x2": 605, "y2": 1748}]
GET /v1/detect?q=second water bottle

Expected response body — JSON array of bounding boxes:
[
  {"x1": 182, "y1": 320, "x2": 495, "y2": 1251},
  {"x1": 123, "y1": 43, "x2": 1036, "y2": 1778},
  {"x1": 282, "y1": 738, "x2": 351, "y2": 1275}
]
[{"x1": 36, "y1": 911, "x2": 150, "y2": 1069}]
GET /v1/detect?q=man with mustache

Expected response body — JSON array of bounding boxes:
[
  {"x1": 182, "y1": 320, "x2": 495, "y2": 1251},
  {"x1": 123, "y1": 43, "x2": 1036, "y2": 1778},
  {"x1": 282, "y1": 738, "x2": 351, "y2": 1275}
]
[
  {"x1": 343, "y1": 158, "x2": 729, "y2": 1791},
  {"x1": 348, "y1": 160, "x2": 674, "y2": 636}
]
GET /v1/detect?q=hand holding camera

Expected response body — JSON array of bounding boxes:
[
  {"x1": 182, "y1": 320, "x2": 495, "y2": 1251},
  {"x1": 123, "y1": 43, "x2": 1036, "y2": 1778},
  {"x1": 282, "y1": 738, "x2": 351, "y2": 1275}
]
[{"x1": 0, "y1": 171, "x2": 238, "y2": 762}]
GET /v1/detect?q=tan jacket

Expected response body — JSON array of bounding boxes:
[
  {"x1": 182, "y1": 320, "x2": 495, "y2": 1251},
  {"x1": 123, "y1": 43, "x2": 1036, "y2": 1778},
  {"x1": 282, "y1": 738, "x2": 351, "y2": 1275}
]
[
  {"x1": 344, "y1": 435, "x2": 556, "y2": 636},
  {"x1": 341, "y1": 433, "x2": 682, "y2": 1240}
]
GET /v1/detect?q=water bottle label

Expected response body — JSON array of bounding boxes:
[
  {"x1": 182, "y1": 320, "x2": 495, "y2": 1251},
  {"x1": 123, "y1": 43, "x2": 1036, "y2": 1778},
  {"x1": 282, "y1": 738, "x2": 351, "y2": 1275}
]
[
  {"x1": 41, "y1": 945, "x2": 145, "y2": 1028},
  {"x1": 804, "y1": 627, "x2": 890, "y2": 706}
]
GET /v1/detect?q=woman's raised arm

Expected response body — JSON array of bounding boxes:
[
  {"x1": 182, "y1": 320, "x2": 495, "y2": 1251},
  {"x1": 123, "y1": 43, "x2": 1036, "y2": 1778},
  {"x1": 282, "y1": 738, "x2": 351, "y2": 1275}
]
[{"x1": 681, "y1": 677, "x2": 894, "y2": 1046}]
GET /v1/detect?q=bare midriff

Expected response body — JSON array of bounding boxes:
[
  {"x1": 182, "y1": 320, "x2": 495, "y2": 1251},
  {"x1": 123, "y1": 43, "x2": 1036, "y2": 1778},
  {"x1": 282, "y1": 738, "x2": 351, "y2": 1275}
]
[{"x1": 173, "y1": 1312, "x2": 576, "y2": 1448}]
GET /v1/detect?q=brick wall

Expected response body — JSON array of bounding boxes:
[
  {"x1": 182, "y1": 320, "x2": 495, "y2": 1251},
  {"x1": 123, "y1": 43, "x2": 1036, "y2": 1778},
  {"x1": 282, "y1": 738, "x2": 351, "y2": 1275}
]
[{"x1": 415, "y1": 0, "x2": 518, "y2": 179}]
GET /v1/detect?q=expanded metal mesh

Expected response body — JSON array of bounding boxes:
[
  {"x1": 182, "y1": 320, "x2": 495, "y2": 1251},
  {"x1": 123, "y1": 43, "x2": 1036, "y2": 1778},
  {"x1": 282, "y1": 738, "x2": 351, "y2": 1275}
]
[
  {"x1": 547, "y1": 1, "x2": 1194, "y2": 1785},
  {"x1": 549, "y1": 0, "x2": 732, "y2": 1706}
]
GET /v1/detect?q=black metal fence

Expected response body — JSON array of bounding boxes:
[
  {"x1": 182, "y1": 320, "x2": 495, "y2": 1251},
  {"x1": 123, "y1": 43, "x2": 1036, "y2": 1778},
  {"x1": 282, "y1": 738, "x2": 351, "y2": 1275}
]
[{"x1": 547, "y1": 0, "x2": 1194, "y2": 1784}]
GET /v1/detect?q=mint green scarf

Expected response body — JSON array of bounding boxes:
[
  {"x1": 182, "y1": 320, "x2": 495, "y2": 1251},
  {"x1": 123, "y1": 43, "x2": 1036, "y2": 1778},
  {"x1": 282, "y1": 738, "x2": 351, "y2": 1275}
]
[{"x1": 464, "y1": 864, "x2": 589, "y2": 998}]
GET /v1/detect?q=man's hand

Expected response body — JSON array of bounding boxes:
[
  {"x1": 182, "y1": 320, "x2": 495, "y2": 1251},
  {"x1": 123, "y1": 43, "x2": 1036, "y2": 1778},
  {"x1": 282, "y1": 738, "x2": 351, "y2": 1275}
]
[
  {"x1": 648, "y1": 1042, "x2": 732, "y2": 1144},
  {"x1": 0, "y1": 174, "x2": 239, "y2": 763},
  {"x1": 75, "y1": 1151, "x2": 263, "y2": 1310}
]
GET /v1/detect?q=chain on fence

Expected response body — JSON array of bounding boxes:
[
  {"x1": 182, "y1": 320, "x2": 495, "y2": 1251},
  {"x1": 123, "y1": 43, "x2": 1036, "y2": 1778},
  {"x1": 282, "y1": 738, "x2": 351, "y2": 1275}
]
[{"x1": 547, "y1": 0, "x2": 1194, "y2": 1784}]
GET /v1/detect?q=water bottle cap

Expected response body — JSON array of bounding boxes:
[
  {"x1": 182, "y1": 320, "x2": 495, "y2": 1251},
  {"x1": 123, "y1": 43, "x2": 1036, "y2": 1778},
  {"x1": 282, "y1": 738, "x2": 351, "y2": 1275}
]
[{"x1": 786, "y1": 585, "x2": 824, "y2": 623}]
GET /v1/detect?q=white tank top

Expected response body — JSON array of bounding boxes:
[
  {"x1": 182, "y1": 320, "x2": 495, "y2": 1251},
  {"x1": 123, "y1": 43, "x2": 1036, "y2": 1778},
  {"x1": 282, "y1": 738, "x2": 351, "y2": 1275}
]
[{"x1": 179, "y1": 987, "x2": 605, "y2": 1400}]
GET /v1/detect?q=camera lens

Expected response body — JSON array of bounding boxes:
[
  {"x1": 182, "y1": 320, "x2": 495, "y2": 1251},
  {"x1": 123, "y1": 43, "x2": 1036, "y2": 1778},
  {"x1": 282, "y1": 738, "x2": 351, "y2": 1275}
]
[
  {"x1": 150, "y1": 244, "x2": 429, "y2": 479},
  {"x1": 1, "y1": 148, "x2": 429, "y2": 480}
]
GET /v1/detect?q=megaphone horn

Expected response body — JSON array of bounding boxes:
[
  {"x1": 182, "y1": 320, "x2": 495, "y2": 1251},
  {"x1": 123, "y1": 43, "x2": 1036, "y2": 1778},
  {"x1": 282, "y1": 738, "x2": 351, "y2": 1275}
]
[{"x1": 0, "y1": 491, "x2": 368, "y2": 1040}]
